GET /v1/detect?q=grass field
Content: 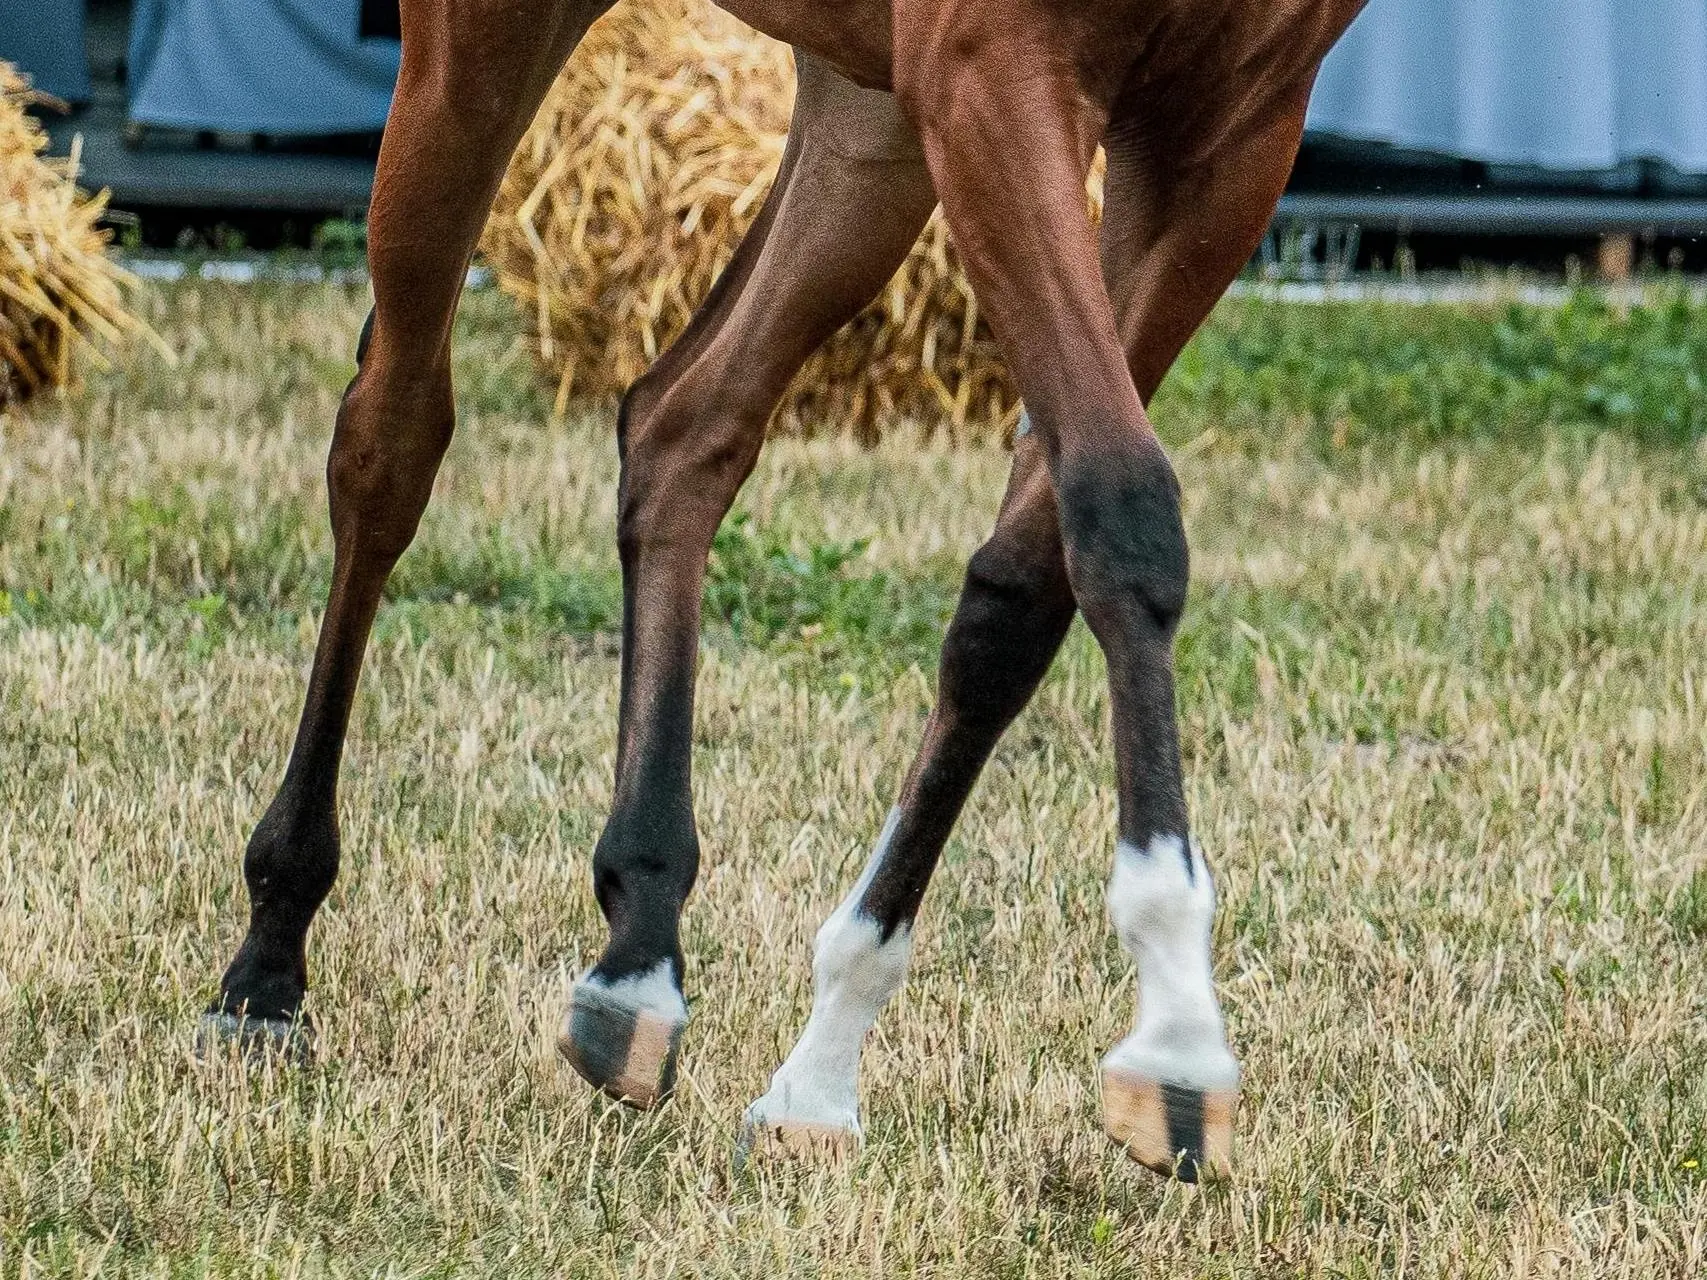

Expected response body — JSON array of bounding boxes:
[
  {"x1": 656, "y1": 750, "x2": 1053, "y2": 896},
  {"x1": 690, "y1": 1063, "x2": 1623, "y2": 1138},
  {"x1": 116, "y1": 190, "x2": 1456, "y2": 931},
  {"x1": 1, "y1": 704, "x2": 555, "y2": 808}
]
[{"x1": 2, "y1": 282, "x2": 1706, "y2": 1276}]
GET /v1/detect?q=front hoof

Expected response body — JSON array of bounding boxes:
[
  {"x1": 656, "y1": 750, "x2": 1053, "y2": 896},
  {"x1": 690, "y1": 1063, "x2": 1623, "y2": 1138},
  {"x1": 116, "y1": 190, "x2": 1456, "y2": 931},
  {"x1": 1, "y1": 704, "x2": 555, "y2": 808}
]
[
  {"x1": 1101, "y1": 1067, "x2": 1236, "y2": 1183},
  {"x1": 195, "y1": 1010, "x2": 315, "y2": 1065},
  {"x1": 558, "y1": 979, "x2": 685, "y2": 1110},
  {"x1": 733, "y1": 1116, "x2": 859, "y2": 1171}
]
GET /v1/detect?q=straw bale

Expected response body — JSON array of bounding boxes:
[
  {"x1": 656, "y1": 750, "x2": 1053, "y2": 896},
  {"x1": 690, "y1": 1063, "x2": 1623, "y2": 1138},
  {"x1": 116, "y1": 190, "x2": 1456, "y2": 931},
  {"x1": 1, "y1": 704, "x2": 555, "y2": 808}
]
[
  {"x1": 1, "y1": 63, "x2": 156, "y2": 410},
  {"x1": 483, "y1": 0, "x2": 1103, "y2": 441}
]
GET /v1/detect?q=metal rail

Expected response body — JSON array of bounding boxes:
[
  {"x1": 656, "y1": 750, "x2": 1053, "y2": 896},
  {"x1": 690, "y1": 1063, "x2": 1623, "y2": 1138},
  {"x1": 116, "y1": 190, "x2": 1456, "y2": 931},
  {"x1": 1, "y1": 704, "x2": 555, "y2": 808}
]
[{"x1": 1276, "y1": 192, "x2": 1707, "y2": 237}]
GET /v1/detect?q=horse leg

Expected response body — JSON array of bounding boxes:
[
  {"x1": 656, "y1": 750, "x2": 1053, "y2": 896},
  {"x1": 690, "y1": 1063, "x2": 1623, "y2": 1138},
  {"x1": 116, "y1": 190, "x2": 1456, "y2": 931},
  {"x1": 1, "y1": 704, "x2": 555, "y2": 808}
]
[
  {"x1": 1091, "y1": 91, "x2": 1312, "y2": 1179},
  {"x1": 202, "y1": 0, "x2": 613, "y2": 1055},
  {"x1": 558, "y1": 52, "x2": 938, "y2": 1108},
  {"x1": 864, "y1": 21, "x2": 1291, "y2": 1179},
  {"x1": 737, "y1": 434, "x2": 1073, "y2": 1158},
  {"x1": 737, "y1": 93, "x2": 1313, "y2": 1168}
]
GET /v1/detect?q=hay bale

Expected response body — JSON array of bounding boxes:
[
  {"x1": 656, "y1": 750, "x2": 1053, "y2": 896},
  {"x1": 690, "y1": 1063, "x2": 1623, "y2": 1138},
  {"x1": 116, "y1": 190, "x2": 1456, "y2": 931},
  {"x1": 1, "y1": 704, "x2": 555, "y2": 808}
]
[
  {"x1": 1, "y1": 63, "x2": 155, "y2": 411},
  {"x1": 484, "y1": 0, "x2": 1102, "y2": 441}
]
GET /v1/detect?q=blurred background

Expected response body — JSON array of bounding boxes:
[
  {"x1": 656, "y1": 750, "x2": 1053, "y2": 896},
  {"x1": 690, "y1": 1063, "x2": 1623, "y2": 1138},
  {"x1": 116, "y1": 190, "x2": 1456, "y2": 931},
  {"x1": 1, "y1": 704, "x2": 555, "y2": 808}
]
[{"x1": 5, "y1": 0, "x2": 1707, "y2": 275}]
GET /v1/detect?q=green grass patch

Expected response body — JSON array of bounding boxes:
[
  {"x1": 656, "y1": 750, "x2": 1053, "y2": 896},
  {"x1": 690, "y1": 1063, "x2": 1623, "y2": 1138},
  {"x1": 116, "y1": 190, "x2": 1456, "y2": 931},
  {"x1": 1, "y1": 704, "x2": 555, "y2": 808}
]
[{"x1": 1161, "y1": 289, "x2": 1707, "y2": 448}]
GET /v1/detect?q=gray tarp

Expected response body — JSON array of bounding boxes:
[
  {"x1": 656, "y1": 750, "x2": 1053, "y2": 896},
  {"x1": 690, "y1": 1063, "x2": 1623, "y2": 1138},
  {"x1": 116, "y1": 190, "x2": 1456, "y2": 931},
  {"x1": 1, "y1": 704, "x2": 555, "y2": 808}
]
[
  {"x1": 127, "y1": 0, "x2": 398, "y2": 134},
  {"x1": 1308, "y1": 0, "x2": 1707, "y2": 172},
  {"x1": 0, "y1": 0, "x2": 91, "y2": 103}
]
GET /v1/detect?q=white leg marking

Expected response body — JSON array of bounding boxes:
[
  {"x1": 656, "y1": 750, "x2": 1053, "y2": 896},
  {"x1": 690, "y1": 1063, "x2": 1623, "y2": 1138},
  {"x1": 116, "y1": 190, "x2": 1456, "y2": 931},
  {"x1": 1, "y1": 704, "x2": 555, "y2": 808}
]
[
  {"x1": 744, "y1": 810, "x2": 911, "y2": 1140},
  {"x1": 1103, "y1": 834, "x2": 1240, "y2": 1089},
  {"x1": 573, "y1": 958, "x2": 688, "y2": 1024}
]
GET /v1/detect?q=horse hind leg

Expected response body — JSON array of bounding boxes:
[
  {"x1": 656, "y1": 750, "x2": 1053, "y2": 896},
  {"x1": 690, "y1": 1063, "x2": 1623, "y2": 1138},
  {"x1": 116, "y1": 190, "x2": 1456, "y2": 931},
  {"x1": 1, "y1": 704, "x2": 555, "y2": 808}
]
[
  {"x1": 557, "y1": 51, "x2": 938, "y2": 1110},
  {"x1": 738, "y1": 440, "x2": 1076, "y2": 1161},
  {"x1": 1091, "y1": 89, "x2": 1313, "y2": 1181},
  {"x1": 880, "y1": 13, "x2": 1279, "y2": 1178}
]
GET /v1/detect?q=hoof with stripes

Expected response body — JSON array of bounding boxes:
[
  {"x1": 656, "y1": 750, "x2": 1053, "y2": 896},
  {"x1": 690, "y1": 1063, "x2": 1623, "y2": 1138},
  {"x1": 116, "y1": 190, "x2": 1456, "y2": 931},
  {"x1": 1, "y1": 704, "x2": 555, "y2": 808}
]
[
  {"x1": 733, "y1": 1118, "x2": 858, "y2": 1170},
  {"x1": 558, "y1": 980, "x2": 685, "y2": 1110},
  {"x1": 1101, "y1": 1067, "x2": 1235, "y2": 1183},
  {"x1": 195, "y1": 1010, "x2": 315, "y2": 1064}
]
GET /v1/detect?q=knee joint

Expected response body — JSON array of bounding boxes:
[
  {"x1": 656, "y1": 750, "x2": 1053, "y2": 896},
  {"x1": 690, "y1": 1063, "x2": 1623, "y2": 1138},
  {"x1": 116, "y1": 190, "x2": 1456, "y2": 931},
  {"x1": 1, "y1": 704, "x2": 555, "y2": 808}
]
[
  {"x1": 962, "y1": 534, "x2": 1071, "y2": 619},
  {"x1": 326, "y1": 371, "x2": 454, "y2": 560},
  {"x1": 1057, "y1": 444, "x2": 1189, "y2": 630}
]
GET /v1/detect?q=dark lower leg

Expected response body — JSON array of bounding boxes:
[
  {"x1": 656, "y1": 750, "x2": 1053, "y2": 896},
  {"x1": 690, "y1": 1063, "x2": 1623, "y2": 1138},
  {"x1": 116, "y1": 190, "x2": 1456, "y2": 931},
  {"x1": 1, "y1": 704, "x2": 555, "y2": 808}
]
[
  {"x1": 857, "y1": 442, "x2": 1076, "y2": 932},
  {"x1": 1025, "y1": 318, "x2": 1235, "y2": 1180},
  {"x1": 581, "y1": 56, "x2": 938, "y2": 995},
  {"x1": 567, "y1": 67, "x2": 936, "y2": 1111},
  {"x1": 1081, "y1": 95, "x2": 1309, "y2": 849},
  {"x1": 895, "y1": 51, "x2": 1257, "y2": 1174},
  {"x1": 210, "y1": 0, "x2": 611, "y2": 1030},
  {"x1": 586, "y1": 431, "x2": 743, "y2": 989},
  {"x1": 560, "y1": 413, "x2": 744, "y2": 1105},
  {"x1": 580, "y1": 154, "x2": 805, "y2": 992},
  {"x1": 1081, "y1": 100, "x2": 1312, "y2": 1179},
  {"x1": 740, "y1": 441, "x2": 1076, "y2": 1149},
  {"x1": 212, "y1": 360, "x2": 453, "y2": 1026}
]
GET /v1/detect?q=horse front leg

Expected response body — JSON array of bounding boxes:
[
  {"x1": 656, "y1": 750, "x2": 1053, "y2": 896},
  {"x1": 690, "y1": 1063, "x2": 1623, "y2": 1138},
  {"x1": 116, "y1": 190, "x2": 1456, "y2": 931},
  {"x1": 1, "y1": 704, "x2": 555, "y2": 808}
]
[{"x1": 203, "y1": 0, "x2": 614, "y2": 1057}]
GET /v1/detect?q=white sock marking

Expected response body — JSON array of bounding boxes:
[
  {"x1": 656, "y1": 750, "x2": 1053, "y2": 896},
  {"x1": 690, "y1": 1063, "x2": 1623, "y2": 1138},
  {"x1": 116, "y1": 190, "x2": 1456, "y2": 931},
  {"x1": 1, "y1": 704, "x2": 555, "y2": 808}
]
[
  {"x1": 1103, "y1": 834, "x2": 1240, "y2": 1090},
  {"x1": 745, "y1": 810, "x2": 911, "y2": 1138},
  {"x1": 575, "y1": 958, "x2": 688, "y2": 1025}
]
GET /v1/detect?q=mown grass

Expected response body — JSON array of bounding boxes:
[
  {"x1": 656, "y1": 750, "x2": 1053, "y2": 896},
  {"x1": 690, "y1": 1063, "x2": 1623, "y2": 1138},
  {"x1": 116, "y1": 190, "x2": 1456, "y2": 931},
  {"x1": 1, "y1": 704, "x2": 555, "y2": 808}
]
[{"x1": 0, "y1": 281, "x2": 1704, "y2": 1277}]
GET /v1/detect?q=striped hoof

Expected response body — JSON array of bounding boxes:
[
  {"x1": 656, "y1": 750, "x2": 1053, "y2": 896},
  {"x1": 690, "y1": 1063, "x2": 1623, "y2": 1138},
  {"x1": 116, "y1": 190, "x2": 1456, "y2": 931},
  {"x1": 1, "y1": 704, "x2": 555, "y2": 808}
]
[
  {"x1": 558, "y1": 978, "x2": 685, "y2": 1110},
  {"x1": 733, "y1": 1118, "x2": 858, "y2": 1170},
  {"x1": 195, "y1": 1010, "x2": 315, "y2": 1064},
  {"x1": 1101, "y1": 1067, "x2": 1236, "y2": 1182}
]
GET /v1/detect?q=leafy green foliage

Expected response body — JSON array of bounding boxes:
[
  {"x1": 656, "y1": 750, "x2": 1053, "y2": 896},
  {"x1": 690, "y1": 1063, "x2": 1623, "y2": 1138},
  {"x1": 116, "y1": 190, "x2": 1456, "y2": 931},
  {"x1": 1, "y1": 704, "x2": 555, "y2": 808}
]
[{"x1": 1161, "y1": 290, "x2": 1707, "y2": 447}]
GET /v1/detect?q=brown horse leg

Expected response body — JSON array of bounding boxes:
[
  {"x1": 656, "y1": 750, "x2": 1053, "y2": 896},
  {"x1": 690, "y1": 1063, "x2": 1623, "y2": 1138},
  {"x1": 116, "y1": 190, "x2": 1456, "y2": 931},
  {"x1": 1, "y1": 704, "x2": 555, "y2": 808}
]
[
  {"x1": 1092, "y1": 90, "x2": 1312, "y2": 1181},
  {"x1": 738, "y1": 96, "x2": 1313, "y2": 1166},
  {"x1": 203, "y1": 0, "x2": 613, "y2": 1055},
  {"x1": 1100, "y1": 95, "x2": 1311, "y2": 401},
  {"x1": 739, "y1": 18, "x2": 1132, "y2": 1160},
  {"x1": 737, "y1": 435, "x2": 1074, "y2": 1159},
  {"x1": 558, "y1": 53, "x2": 938, "y2": 1109},
  {"x1": 842, "y1": 29, "x2": 1301, "y2": 1179}
]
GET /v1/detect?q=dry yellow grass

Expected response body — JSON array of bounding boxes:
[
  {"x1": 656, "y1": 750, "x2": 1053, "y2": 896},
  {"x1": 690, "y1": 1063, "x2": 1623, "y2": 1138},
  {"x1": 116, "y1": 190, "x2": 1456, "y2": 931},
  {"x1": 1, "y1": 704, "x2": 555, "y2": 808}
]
[
  {"x1": 1, "y1": 282, "x2": 1705, "y2": 1276},
  {"x1": 0, "y1": 63, "x2": 158, "y2": 410}
]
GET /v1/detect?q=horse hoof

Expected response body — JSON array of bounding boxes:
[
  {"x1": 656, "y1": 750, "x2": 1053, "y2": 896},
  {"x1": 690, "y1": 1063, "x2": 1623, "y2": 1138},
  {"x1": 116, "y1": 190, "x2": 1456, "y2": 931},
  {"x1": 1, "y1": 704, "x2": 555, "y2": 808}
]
[
  {"x1": 1101, "y1": 1067, "x2": 1236, "y2": 1183},
  {"x1": 195, "y1": 1010, "x2": 315, "y2": 1064},
  {"x1": 558, "y1": 980, "x2": 685, "y2": 1110},
  {"x1": 733, "y1": 1118, "x2": 859, "y2": 1171}
]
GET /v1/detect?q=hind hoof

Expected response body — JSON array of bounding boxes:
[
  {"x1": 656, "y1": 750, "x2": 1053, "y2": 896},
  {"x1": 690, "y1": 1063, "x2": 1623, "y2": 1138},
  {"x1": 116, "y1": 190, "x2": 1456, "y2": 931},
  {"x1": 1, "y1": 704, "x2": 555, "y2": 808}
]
[
  {"x1": 195, "y1": 1010, "x2": 315, "y2": 1064},
  {"x1": 1102, "y1": 1067, "x2": 1236, "y2": 1182},
  {"x1": 733, "y1": 1118, "x2": 858, "y2": 1170},
  {"x1": 559, "y1": 980, "x2": 685, "y2": 1109}
]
